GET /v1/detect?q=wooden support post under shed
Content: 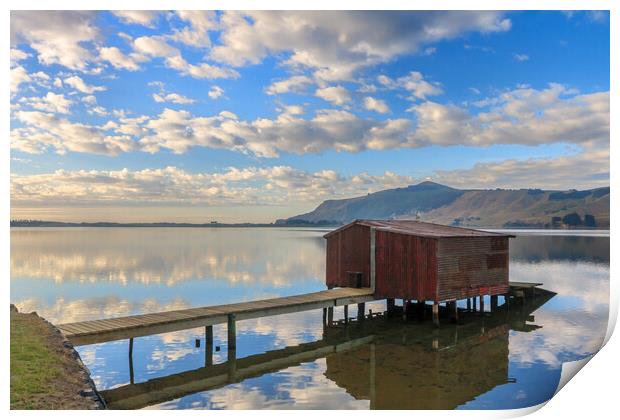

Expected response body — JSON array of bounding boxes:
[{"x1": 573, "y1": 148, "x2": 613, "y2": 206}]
[
  {"x1": 490, "y1": 295, "x2": 498, "y2": 311},
  {"x1": 451, "y1": 301, "x2": 459, "y2": 323},
  {"x1": 466, "y1": 298, "x2": 471, "y2": 311},
  {"x1": 479, "y1": 296, "x2": 485, "y2": 314},
  {"x1": 357, "y1": 303, "x2": 365, "y2": 321},
  {"x1": 473, "y1": 296, "x2": 477, "y2": 312},
  {"x1": 327, "y1": 307, "x2": 334, "y2": 325},
  {"x1": 344, "y1": 305, "x2": 349, "y2": 324},
  {"x1": 205, "y1": 325, "x2": 213, "y2": 367},
  {"x1": 432, "y1": 302, "x2": 439, "y2": 327},
  {"x1": 227, "y1": 313, "x2": 236, "y2": 351}
]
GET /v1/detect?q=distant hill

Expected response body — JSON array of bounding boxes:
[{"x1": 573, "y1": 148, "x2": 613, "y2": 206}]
[{"x1": 278, "y1": 182, "x2": 610, "y2": 228}]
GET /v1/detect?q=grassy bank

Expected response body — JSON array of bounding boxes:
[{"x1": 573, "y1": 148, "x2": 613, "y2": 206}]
[{"x1": 10, "y1": 307, "x2": 102, "y2": 409}]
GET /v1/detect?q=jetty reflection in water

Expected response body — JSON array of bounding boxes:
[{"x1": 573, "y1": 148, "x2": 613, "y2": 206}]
[
  {"x1": 10, "y1": 228, "x2": 609, "y2": 409},
  {"x1": 100, "y1": 292, "x2": 553, "y2": 410}
]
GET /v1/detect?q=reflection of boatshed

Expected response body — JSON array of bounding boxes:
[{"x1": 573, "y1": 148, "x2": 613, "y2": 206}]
[{"x1": 324, "y1": 220, "x2": 515, "y2": 304}]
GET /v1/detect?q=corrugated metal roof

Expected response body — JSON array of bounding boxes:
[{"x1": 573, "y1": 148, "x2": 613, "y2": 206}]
[{"x1": 323, "y1": 219, "x2": 516, "y2": 239}]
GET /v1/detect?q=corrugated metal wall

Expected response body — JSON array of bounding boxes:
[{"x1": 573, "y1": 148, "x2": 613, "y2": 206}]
[
  {"x1": 374, "y1": 231, "x2": 437, "y2": 300},
  {"x1": 325, "y1": 224, "x2": 371, "y2": 288},
  {"x1": 437, "y1": 236, "x2": 509, "y2": 301}
]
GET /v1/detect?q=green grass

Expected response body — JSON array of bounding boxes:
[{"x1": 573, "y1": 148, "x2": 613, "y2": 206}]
[{"x1": 10, "y1": 311, "x2": 64, "y2": 409}]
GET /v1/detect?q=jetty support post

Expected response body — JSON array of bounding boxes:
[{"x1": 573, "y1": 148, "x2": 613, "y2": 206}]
[
  {"x1": 327, "y1": 306, "x2": 334, "y2": 325},
  {"x1": 490, "y1": 295, "x2": 498, "y2": 312},
  {"x1": 466, "y1": 298, "x2": 471, "y2": 311},
  {"x1": 344, "y1": 305, "x2": 349, "y2": 324},
  {"x1": 473, "y1": 296, "x2": 477, "y2": 312},
  {"x1": 479, "y1": 295, "x2": 485, "y2": 314},
  {"x1": 322, "y1": 307, "x2": 327, "y2": 325},
  {"x1": 357, "y1": 302, "x2": 365, "y2": 321},
  {"x1": 205, "y1": 325, "x2": 213, "y2": 366},
  {"x1": 432, "y1": 301, "x2": 440, "y2": 327},
  {"x1": 128, "y1": 337, "x2": 134, "y2": 385},
  {"x1": 227, "y1": 313, "x2": 236, "y2": 351}
]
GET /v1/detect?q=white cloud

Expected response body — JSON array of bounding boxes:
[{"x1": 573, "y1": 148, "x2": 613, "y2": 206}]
[
  {"x1": 170, "y1": 11, "x2": 216, "y2": 47},
  {"x1": 22, "y1": 92, "x2": 73, "y2": 114},
  {"x1": 10, "y1": 48, "x2": 30, "y2": 66},
  {"x1": 132, "y1": 35, "x2": 239, "y2": 79},
  {"x1": 10, "y1": 66, "x2": 31, "y2": 94},
  {"x1": 266, "y1": 75, "x2": 314, "y2": 95},
  {"x1": 210, "y1": 11, "x2": 511, "y2": 80},
  {"x1": 12, "y1": 83, "x2": 609, "y2": 159},
  {"x1": 11, "y1": 11, "x2": 99, "y2": 71},
  {"x1": 64, "y1": 75, "x2": 106, "y2": 94},
  {"x1": 431, "y1": 148, "x2": 609, "y2": 190},
  {"x1": 10, "y1": 165, "x2": 415, "y2": 207},
  {"x1": 379, "y1": 71, "x2": 443, "y2": 100},
  {"x1": 99, "y1": 46, "x2": 142, "y2": 71},
  {"x1": 315, "y1": 86, "x2": 352, "y2": 106},
  {"x1": 112, "y1": 11, "x2": 161, "y2": 28},
  {"x1": 82, "y1": 95, "x2": 97, "y2": 105},
  {"x1": 152, "y1": 92, "x2": 196, "y2": 105},
  {"x1": 208, "y1": 86, "x2": 225, "y2": 99},
  {"x1": 12, "y1": 111, "x2": 135, "y2": 155},
  {"x1": 514, "y1": 53, "x2": 529, "y2": 61},
  {"x1": 364, "y1": 96, "x2": 390, "y2": 114},
  {"x1": 408, "y1": 84, "x2": 609, "y2": 149}
]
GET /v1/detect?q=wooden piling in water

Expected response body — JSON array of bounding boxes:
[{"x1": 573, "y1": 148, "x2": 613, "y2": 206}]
[
  {"x1": 205, "y1": 325, "x2": 213, "y2": 367},
  {"x1": 490, "y1": 295, "x2": 498, "y2": 311},
  {"x1": 466, "y1": 298, "x2": 471, "y2": 311},
  {"x1": 128, "y1": 337, "x2": 135, "y2": 385},
  {"x1": 344, "y1": 305, "x2": 349, "y2": 324},
  {"x1": 479, "y1": 296, "x2": 485, "y2": 314},
  {"x1": 327, "y1": 307, "x2": 334, "y2": 325},
  {"x1": 227, "y1": 313, "x2": 236, "y2": 351},
  {"x1": 357, "y1": 302, "x2": 365, "y2": 321},
  {"x1": 432, "y1": 302, "x2": 439, "y2": 327}
]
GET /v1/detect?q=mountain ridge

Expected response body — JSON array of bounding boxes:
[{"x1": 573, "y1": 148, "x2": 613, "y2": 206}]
[{"x1": 279, "y1": 182, "x2": 610, "y2": 228}]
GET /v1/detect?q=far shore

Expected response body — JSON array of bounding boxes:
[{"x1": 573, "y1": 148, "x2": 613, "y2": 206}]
[{"x1": 10, "y1": 220, "x2": 609, "y2": 231}]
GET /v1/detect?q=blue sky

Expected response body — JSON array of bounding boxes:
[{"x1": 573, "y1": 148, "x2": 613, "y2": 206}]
[{"x1": 10, "y1": 11, "x2": 609, "y2": 222}]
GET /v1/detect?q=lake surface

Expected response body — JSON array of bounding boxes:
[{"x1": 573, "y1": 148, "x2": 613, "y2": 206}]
[{"x1": 10, "y1": 227, "x2": 610, "y2": 409}]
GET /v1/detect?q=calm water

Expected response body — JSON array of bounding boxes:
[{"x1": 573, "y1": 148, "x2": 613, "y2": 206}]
[{"x1": 10, "y1": 227, "x2": 609, "y2": 409}]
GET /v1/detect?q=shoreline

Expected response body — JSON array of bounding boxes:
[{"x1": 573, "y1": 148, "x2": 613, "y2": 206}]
[{"x1": 10, "y1": 305, "x2": 105, "y2": 410}]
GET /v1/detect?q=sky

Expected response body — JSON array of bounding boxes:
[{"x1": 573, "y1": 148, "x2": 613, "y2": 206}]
[{"x1": 9, "y1": 10, "x2": 610, "y2": 223}]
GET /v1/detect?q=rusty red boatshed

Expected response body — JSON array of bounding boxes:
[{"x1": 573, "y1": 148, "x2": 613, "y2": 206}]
[{"x1": 324, "y1": 220, "x2": 515, "y2": 324}]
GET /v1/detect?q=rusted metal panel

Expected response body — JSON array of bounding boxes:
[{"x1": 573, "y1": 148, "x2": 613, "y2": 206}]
[
  {"x1": 437, "y1": 236, "x2": 509, "y2": 301},
  {"x1": 373, "y1": 231, "x2": 437, "y2": 300},
  {"x1": 325, "y1": 224, "x2": 371, "y2": 288}
]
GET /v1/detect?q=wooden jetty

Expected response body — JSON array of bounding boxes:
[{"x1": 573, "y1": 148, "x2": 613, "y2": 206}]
[
  {"x1": 58, "y1": 287, "x2": 374, "y2": 346},
  {"x1": 97, "y1": 289, "x2": 554, "y2": 409}
]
